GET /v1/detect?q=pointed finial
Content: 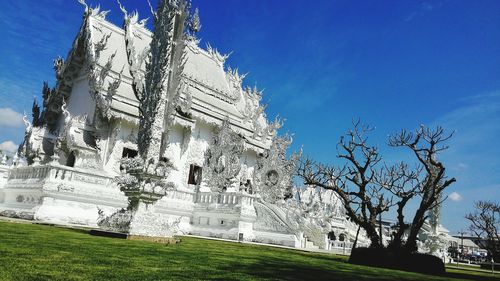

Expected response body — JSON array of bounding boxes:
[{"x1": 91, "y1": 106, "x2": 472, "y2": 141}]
[
  {"x1": 117, "y1": 0, "x2": 127, "y2": 17},
  {"x1": 78, "y1": 0, "x2": 89, "y2": 11},
  {"x1": 189, "y1": 8, "x2": 201, "y2": 33},
  {"x1": 61, "y1": 99, "x2": 71, "y2": 123},
  {"x1": 146, "y1": 0, "x2": 156, "y2": 19},
  {"x1": 12, "y1": 152, "x2": 19, "y2": 167},
  {"x1": 22, "y1": 112, "x2": 32, "y2": 131}
]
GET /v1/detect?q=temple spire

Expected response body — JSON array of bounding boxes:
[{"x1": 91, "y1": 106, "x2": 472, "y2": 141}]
[
  {"x1": 189, "y1": 7, "x2": 201, "y2": 34},
  {"x1": 136, "y1": 0, "x2": 189, "y2": 163}
]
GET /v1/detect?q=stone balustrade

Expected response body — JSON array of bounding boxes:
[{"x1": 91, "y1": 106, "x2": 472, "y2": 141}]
[
  {"x1": 163, "y1": 189, "x2": 195, "y2": 202},
  {"x1": 195, "y1": 192, "x2": 255, "y2": 206},
  {"x1": 8, "y1": 165, "x2": 114, "y2": 187},
  {"x1": 328, "y1": 241, "x2": 353, "y2": 252},
  {"x1": 8, "y1": 165, "x2": 51, "y2": 180}
]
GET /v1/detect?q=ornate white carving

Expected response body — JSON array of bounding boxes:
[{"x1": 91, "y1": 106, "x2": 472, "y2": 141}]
[
  {"x1": 78, "y1": 1, "x2": 110, "y2": 20},
  {"x1": 53, "y1": 56, "x2": 65, "y2": 80},
  {"x1": 177, "y1": 83, "x2": 193, "y2": 116},
  {"x1": 253, "y1": 135, "x2": 298, "y2": 203},
  {"x1": 206, "y1": 43, "x2": 230, "y2": 68},
  {"x1": 83, "y1": 22, "x2": 123, "y2": 120},
  {"x1": 254, "y1": 200, "x2": 294, "y2": 233},
  {"x1": 203, "y1": 119, "x2": 244, "y2": 192}
]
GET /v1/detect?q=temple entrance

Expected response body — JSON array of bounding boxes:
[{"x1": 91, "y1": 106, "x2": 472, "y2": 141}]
[
  {"x1": 188, "y1": 164, "x2": 202, "y2": 185},
  {"x1": 328, "y1": 231, "x2": 337, "y2": 241},
  {"x1": 66, "y1": 151, "x2": 76, "y2": 167}
]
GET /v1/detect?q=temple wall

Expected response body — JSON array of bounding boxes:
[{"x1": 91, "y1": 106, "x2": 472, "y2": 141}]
[
  {"x1": 103, "y1": 121, "x2": 138, "y2": 175},
  {"x1": 182, "y1": 121, "x2": 212, "y2": 191},
  {"x1": 35, "y1": 197, "x2": 106, "y2": 227},
  {"x1": 163, "y1": 124, "x2": 188, "y2": 190},
  {"x1": 67, "y1": 77, "x2": 95, "y2": 121},
  {"x1": 0, "y1": 164, "x2": 127, "y2": 224},
  {"x1": 0, "y1": 165, "x2": 9, "y2": 203},
  {"x1": 239, "y1": 150, "x2": 257, "y2": 187},
  {"x1": 252, "y1": 231, "x2": 299, "y2": 248},
  {"x1": 100, "y1": 115, "x2": 262, "y2": 194}
]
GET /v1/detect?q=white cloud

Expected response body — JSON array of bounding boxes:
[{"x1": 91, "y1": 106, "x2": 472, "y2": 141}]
[
  {"x1": 452, "y1": 162, "x2": 469, "y2": 171},
  {"x1": 448, "y1": 192, "x2": 463, "y2": 202},
  {"x1": 0, "y1": 108, "x2": 24, "y2": 128},
  {"x1": 0, "y1": 141, "x2": 18, "y2": 154}
]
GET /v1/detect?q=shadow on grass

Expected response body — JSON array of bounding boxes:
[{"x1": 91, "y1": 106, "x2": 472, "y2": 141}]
[
  {"x1": 445, "y1": 269, "x2": 497, "y2": 281},
  {"x1": 1, "y1": 222, "x2": 499, "y2": 281}
]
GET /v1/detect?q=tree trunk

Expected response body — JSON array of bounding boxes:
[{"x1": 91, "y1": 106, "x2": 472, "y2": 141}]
[
  {"x1": 405, "y1": 206, "x2": 427, "y2": 252},
  {"x1": 363, "y1": 223, "x2": 382, "y2": 248},
  {"x1": 352, "y1": 225, "x2": 361, "y2": 250},
  {"x1": 389, "y1": 198, "x2": 410, "y2": 250}
]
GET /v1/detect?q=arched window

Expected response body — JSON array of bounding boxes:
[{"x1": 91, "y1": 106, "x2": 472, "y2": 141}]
[
  {"x1": 328, "y1": 231, "x2": 336, "y2": 241},
  {"x1": 339, "y1": 233, "x2": 346, "y2": 242}
]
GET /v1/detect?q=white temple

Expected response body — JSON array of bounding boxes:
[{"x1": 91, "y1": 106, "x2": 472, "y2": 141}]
[{"x1": 0, "y1": 1, "x2": 368, "y2": 250}]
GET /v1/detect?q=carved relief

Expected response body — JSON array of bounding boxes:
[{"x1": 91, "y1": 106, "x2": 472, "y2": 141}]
[
  {"x1": 177, "y1": 83, "x2": 193, "y2": 117},
  {"x1": 84, "y1": 24, "x2": 123, "y2": 120},
  {"x1": 253, "y1": 201, "x2": 293, "y2": 233},
  {"x1": 206, "y1": 43, "x2": 230, "y2": 68},
  {"x1": 253, "y1": 135, "x2": 298, "y2": 204},
  {"x1": 203, "y1": 119, "x2": 244, "y2": 192}
]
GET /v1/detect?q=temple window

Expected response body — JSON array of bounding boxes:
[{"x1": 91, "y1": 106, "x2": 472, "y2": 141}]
[
  {"x1": 339, "y1": 233, "x2": 346, "y2": 242},
  {"x1": 246, "y1": 179, "x2": 253, "y2": 194},
  {"x1": 122, "y1": 148, "x2": 138, "y2": 158},
  {"x1": 328, "y1": 231, "x2": 337, "y2": 241},
  {"x1": 187, "y1": 164, "x2": 202, "y2": 185}
]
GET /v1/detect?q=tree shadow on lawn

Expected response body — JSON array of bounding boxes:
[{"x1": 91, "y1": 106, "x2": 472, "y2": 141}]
[
  {"x1": 212, "y1": 252, "x2": 425, "y2": 281},
  {"x1": 444, "y1": 270, "x2": 498, "y2": 281},
  {"x1": 213, "y1": 251, "x2": 499, "y2": 281}
]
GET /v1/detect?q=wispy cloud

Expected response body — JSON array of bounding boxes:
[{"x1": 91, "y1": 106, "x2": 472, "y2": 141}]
[
  {"x1": 434, "y1": 92, "x2": 500, "y2": 232},
  {"x1": 0, "y1": 140, "x2": 18, "y2": 154},
  {"x1": 404, "y1": 1, "x2": 446, "y2": 22},
  {"x1": 0, "y1": 108, "x2": 24, "y2": 128}
]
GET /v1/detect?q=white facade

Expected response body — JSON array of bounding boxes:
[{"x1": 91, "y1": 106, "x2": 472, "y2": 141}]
[{"x1": 0, "y1": 3, "x2": 364, "y2": 250}]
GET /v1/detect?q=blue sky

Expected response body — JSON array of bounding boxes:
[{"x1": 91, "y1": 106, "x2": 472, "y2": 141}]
[{"x1": 0, "y1": 0, "x2": 499, "y2": 234}]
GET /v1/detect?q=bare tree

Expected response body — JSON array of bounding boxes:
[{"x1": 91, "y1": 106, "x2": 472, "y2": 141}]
[
  {"x1": 298, "y1": 121, "x2": 391, "y2": 248},
  {"x1": 375, "y1": 162, "x2": 422, "y2": 250},
  {"x1": 298, "y1": 122, "x2": 456, "y2": 252},
  {"x1": 465, "y1": 201, "x2": 500, "y2": 260},
  {"x1": 389, "y1": 126, "x2": 456, "y2": 252}
]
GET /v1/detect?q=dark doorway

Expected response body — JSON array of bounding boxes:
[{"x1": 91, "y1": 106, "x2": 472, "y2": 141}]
[
  {"x1": 66, "y1": 151, "x2": 76, "y2": 167},
  {"x1": 328, "y1": 231, "x2": 337, "y2": 241},
  {"x1": 188, "y1": 164, "x2": 202, "y2": 185},
  {"x1": 339, "y1": 233, "x2": 346, "y2": 242}
]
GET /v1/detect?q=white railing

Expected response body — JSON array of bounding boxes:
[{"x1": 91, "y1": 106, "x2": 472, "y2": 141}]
[
  {"x1": 8, "y1": 165, "x2": 51, "y2": 180},
  {"x1": 195, "y1": 192, "x2": 256, "y2": 206},
  {"x1": 329, "y1": 241, "x2": 353, "y2": 251},
  {"x1": 163, "y1": 189, "x2": 195, "y2": 202},
  {"x1": 8, "y1": 165, "x2": 114, "y2": 186}
]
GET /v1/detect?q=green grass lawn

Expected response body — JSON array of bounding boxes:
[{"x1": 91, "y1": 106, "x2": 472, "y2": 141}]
[{"x1": 0, "y1": 221, "x2": 498, "y2": 281}]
